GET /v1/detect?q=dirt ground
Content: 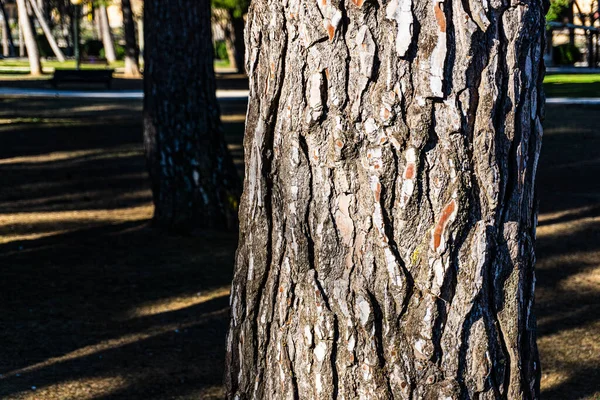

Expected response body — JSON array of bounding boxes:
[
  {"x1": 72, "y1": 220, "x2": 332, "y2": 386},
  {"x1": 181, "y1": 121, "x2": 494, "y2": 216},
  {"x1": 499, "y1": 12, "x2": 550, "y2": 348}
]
[{"x1": 0, "y1": 93, "x2": 598, "y2": 399}]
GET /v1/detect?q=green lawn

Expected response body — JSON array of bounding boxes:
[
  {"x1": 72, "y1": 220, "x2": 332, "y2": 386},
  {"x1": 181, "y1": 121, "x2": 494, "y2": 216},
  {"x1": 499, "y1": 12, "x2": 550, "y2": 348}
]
[
  {"x1": 0, "y1": 59, "x2": 597, "y2": 97},
  {"x1": 0, "y1": 59, "x2": 125, "y2": 70},
  {"x1": 543, "y1": 74, "x2": 600, "y2": 98}
]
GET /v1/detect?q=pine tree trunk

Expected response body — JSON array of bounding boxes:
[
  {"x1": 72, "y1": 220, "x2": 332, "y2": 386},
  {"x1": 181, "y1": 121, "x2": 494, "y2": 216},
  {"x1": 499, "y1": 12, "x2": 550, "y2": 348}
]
[
  {"x1": 28, "y1": 0, "x2": 65, "y2": 62},
  {"x1": 143, "y1": 0, "x2": 241, "y2": 233},
  {"x1": 0, "y1": 0, "x2": 16, "y2": 57},
  {"x1": 226, "y1": 0, "x2": 546, "y2": 398},
  {"x1": 121, "y1": 0, "x2": 140, "y2": 77},
  {"x1": 215, "y1": 8, "x2": 240, "y2": 72},
  {"x1": 16, "y1": 0, "x2": 41, "y2": 75},
  {"x1": 94, "y1": 8, "x2": 102, "y2": 40},
  {"x1": 227, "y1": 10, "x2": 245, "y2": 74},
  {"x1": 99, "y1": 5, "x2": 116, "y2": 63}
]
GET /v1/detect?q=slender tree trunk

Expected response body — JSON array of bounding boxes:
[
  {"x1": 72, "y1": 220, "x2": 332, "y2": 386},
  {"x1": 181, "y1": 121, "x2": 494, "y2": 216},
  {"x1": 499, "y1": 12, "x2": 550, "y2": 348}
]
[
  {"x1": 228, "y1": 10, "x2": 245, "y2": 73},
  {"x1": 93, "y1": 8, "x2": 102, "y2": 40},
  {"x1": 226, "y1": 0, "x2": 546, "y2": 398},
  {"x1": 0, "y1": 0, "x2": 16, "y2": 57},
  {"x1": 143, "y1": 0, "x2": 241, "y2": 232},
  {"x1": 1, "y1": 14, "x2": 6, "y2": 56},
  {"x1": 214, "y1": 8, "x2": 240, "y2": 72},
  {"x1": 18, "y1": 17, "x2": 24, "y2": 57},
  {"x1": 224, "y1": 30, "x2": 238, "y2": 71},
  {"x1": 27, "y1": 0, "x2": 65, "y2": 61},
  {"x1": 16, "y1": 0, "x2": 41, "y2": 75},
  {"x1": 122, "y1": 0, "x2": 140, "y2": 77},
  {"x1": 98, "y1": 4, "x2": 116, "y2": 63},
  {"x1": 567, "y1": 4, "x2": 575, "y2": 46}
]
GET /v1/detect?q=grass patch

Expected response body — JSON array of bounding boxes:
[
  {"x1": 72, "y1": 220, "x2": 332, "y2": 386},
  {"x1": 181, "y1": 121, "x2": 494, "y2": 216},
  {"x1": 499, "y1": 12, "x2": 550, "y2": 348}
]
[
  {"x1": 543, "y1": 74, "x2": 600, "y2": 98},
  {"x1": 214, "y1": 59, "x2": 231, "y2": 69},
  {"x1": 0, "y1": 59, "x2": 125, "y2": 70}
]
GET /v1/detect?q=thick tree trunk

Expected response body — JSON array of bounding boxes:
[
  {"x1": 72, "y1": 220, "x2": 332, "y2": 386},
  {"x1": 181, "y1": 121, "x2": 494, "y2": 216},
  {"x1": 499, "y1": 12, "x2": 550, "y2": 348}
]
[
  {"x1": 16, "y1": 0, "x2": 41, "y2": 75},
  {"x1": 0, "y1": 0, "x2": 16, "y2": 57},
  {"x1": 226, "y1": 0, "x2": 546, "y2": 398},
  {"x1": 122, "y1": 0, "x2": 140, "y2": 77},
  {"x1": 143, "y1": 0, "x2": 240, "y2": 233},
  {"x1": 98, "y1": 5, "x2": 116, "y2": 63},
  {"x1": 28, "y1": 0, "x2": 65, "y2": 62}
]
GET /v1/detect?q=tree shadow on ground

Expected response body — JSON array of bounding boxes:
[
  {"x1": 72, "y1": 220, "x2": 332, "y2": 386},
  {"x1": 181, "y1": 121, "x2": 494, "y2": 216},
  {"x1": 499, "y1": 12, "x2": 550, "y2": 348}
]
[
  {"x1": 535, "y1": 105, "x2": 600, "y2": 399},
  {"x1": 0, "y1": 99, "x2": 597, "y2": 399},
  {"x1": 0, "y1": 96, "x2": 246, "y2": 399}
]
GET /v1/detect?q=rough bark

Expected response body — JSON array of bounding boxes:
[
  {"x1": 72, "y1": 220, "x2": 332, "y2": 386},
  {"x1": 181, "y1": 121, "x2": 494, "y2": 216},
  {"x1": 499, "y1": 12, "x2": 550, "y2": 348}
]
[
  {"x1": 28, "y1": 0, "x2": 65, "y2": 62},
  {"x1": 143, "y1": 0, "x2": 241, "y2": 233},
  {"x1": 0, "y1": 0, "x2": 16, "y2": 57},
  {"x1": 16, "y1": 0, "x2": 41, "y2": 75},
  {"x1": 226, "y1": 0, "x2": 546, "y2": 398},
  {"x1": 98, "y1": 5, "x2": 116, "y2": 63},
  {"x1": 122, "y1": 0, "x2": 140, "y2": 77}
]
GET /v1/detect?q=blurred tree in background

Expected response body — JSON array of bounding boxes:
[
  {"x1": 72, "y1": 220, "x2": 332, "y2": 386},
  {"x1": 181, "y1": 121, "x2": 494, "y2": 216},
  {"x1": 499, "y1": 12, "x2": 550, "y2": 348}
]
[
  {"x1": 212, "y1": 0, "x2": 248, "y2": 73},
  {"x1": 144, "y1": 0, "x2": 241, "y2": 233}
]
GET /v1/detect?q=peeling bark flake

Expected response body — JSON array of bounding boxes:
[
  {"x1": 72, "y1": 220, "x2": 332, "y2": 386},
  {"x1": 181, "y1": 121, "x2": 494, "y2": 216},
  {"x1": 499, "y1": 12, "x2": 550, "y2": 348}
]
[
  {"x1": 386, "y1": 0, "x2": 414, "y2": 57},
  {"x1": 432, "y1": 199, "x2": 457, "y2": 252},
  {"x1": 429, "y1": 0, "x2": 447, "y2": 98}
]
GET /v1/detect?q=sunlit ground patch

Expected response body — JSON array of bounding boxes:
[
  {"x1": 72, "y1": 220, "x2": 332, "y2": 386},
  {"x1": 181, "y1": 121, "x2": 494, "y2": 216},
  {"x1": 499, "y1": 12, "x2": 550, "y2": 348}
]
[
  {"x1": 0, "y1": 205, "x2": 153, "y2": 245},
  {"x1": 121, "y1": 286, "x2": 231, "y2": 319}
]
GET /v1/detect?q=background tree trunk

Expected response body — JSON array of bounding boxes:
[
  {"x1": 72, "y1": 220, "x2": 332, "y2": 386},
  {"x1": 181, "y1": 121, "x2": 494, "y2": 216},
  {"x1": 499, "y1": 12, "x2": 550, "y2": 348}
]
[
  {"x1": 0, "y1": 0, "x2": 16, "y2": 57},
  {"x1": 98, "y1": 4, "x2": 116, "y2": 63},
  {"x1": 18, "y1": 16, "x2": 24, "y2": 57},
  {"x1": 213, "y1": 8, "x2": 240, "y2": 72},
  {"x1": 228, "y1": 10, "x2": 245, "y2": 73},
  {"x1": 143, "y1": 0, "x2": 241, "y2": 233},
  {"x1": 28, "y1": 0, "x2": 65, "y2": 62},
  {"x1": 94, "y1": 8, "x2": 102, "y2": 40},
  {"x1": 16, "y1": 0, "x2": 41, "y2": 75},
  {"x1": 122, "y1": 0, "x2": 140, "y2": 77},
  {"x1": 226, "y1": 0, "x2": 546, "y2": 398}
]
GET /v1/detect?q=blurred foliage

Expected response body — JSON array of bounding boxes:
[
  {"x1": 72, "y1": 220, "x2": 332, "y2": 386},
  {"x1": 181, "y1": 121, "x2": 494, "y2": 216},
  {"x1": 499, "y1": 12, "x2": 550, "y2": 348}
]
[
  {"x1": 212, "y1": 0, "x2": 249, "y2": 18},
  {"x1": 546, "y1": 0, "x2": 570, "y2": 22},
  {"x1": 214, "y1": 40, "x2": 228, "y2": 60},
  {"x1": 100, "y1": 44, "x2": 125, "y2": 60},
  {"x1": 553, "y1": 43, "x2": 582, "y2": 65}
]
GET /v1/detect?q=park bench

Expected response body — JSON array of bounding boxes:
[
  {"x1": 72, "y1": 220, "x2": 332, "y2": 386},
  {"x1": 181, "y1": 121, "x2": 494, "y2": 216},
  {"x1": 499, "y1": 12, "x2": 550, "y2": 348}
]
[{"x1": 51, "y1": 68, "x2": 115, "y2": 89}]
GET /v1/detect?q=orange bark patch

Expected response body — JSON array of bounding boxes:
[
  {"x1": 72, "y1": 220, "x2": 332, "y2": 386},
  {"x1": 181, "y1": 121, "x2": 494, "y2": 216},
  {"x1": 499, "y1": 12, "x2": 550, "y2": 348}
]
[
  {"x1": 432, "y1": 199, "x2": 456, "y2": 251},
  {"x1": 324, "y1": 67, "x2": 330, "y2": 80},
  {"x1": 326, "y1": 23, "x2": 336, "y2": 41},
  {"x1": 382, "y1": 108, "x2": 391, "y2": 120},
  {"x1": 335, "y1": 139, "x2": 344, "y2": 148},
  {"x1": 404, "y1": 163, "x2": 415, "y2": 180},
  {"x1": 434, "y1": 2, "x2": 446, "y2": 33},
  {"x1": 352, "y1": 0, "x2": 364, "y2": 7},
  {"x1": 373, "y1": 182, "x2": 381, "y2": 202}
]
